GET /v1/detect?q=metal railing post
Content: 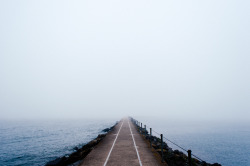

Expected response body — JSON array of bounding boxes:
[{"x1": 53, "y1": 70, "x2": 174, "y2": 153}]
[
  {"x1": 188, "y1": 150, "x2": 192, "y2": 166},
  {"x1": 141, "y1": 123, "x2": 142, "y2": 133},
  {"x1": 150, "y1": 128, "x2": 152, "y2": 148},
  {"x1": 161, "y1": 134, "x2": 164, "y2": 162}
]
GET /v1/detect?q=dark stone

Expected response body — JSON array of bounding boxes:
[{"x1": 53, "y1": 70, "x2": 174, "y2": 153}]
[
  {"x1": 201, "y1": 161, "x2": 208, "y2": 166},
  {"x1": 45, "y1": 156, "x2": 67, "y2": 166},
  {"x1": 102, "y1": 128, "x2": 110, "y2": 132},
  {"x1": 45, "y1": 123, "x2": 116, "y2": 166},
  {"x1": 102, "y1": 123, "x2": 117, "y2": 133},
  {"x1": 141, "y1": 126, "x2": 221, "y2": 166},
  {"x1": 73, "y1": 146, "x2": 78, "y2": 151}
]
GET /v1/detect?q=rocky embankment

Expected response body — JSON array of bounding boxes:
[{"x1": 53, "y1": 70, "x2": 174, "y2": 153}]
[
  {"x1": 45, "y1": 123, "x2": 117, "y2": 166},
  {"x1": 138, "y1": 126, "x2": 221, "y2": 166}
]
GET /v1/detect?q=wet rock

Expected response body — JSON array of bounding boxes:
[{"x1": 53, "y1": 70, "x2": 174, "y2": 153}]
[
  {"x1": 45, "y1": 156, "x2": 67, "y2": 166},
  {"x1": 200, "y1": 161, "x2": 208, "y2": 166},
  {"x1": 140, "y1": 126, "x2": 221, "y2": 166},
  {"x1": 45, "y1": 123, "x2": 116, "y2": 166},
  {"x1": 73, "y1": 147, "x2": 78, "y2": 151},
  {"x1": 102, "y1": 128, "x2": 111, "y2": 132}
]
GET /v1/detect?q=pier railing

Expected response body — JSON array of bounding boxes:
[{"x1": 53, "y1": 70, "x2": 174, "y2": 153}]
[{"x1": 130, "y1": 117, "x2": 207, "y2": 166}]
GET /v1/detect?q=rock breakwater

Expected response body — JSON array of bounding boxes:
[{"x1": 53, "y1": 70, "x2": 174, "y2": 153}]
[
  {"x1": 137, "y1": 125, "x2": 221, "y2": 166},
  {"x1": 45, "y1": 123, "x2": 117, "y2": 166}
]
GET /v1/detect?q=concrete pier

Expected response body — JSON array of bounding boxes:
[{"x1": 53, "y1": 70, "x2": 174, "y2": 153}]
[{"x1": 79, "y1": 117, "x2": 165, "y2": 166}]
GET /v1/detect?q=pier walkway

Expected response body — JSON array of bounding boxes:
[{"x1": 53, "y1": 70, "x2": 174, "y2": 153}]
[{"x1": 79, "y1": 117, "x2": 164, "y2": 166}]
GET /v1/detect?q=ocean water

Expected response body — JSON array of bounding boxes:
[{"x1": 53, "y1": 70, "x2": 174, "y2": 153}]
[
  {"x1": 136, "y1": 117, "x2": 250, "y2": 166},
  {"x1": 1, "y1": 118, "x2": 249, "y2": 166},
  {"x1": 0, "y1": 119, "x2": 116, "y2": 166}
]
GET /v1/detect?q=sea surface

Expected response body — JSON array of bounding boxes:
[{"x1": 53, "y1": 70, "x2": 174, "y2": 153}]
[
  {"x1": 1, "y1": 118, "x2": 250, "y2": 166},
  {"x1": 136, "y1": 117, "x2": 250, "y2": 166},
  {"x1": 0, "y1": 119, "x2": 117, "y2": 166}
]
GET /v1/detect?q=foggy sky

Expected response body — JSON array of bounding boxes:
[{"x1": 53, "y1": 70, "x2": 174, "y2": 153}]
[{"x1": 0, "y1": 0, "x2": 249, "y2": 121}]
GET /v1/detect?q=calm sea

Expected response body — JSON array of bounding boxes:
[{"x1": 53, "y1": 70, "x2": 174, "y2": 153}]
[
  {"x1": 0, "y1": 119, "x2": 116, "y2": 166},
  {"x1": 1, "y1": 118, "x2": 249, "y2": 166},
  {"x1": 136, "y1": 117, "x2": 250, "y2": 166}
]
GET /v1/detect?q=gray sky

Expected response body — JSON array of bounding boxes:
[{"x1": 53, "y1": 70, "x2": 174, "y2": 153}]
[{"x1": 0, "y1": 0, "x2": 249, "y2": 121}]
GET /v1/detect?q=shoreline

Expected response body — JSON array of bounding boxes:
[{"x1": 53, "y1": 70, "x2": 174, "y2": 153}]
[
  {"x1": 134, "y1": 121, "x2": 221, "y2": 166},
  {"x1": 46, "y1": 119, "x2": 221, "y2": 166},
  {"x1": 45, "y1": 122, "x2": 117, "y2": 166}
]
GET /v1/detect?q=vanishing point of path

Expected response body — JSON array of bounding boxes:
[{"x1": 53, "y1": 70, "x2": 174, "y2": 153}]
[{"x1": 79, "y1": 117, "x2": 165, "y2": 166}]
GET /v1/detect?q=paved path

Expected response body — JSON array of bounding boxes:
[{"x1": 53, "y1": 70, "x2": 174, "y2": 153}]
[{"x1": 79, "y1": 117, "x2": 164, "y2": 166}]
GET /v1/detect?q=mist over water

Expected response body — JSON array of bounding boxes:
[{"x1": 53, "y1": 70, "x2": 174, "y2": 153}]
[
  {"x1": 135, "y1": 116, "x2": 250, "y2": 166},
  {"x1": 0, "y1": 0, "x2": 250, "y2": 166},
  {"x1": 0, "y1": 119, "x2": 116, "y2": 166},
  {"x1": 1, "y1": 0, "x2": 250, "y2": 121},
  {"x1": 1, "y1": 117, "x2": 249, "y2": 166}
]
